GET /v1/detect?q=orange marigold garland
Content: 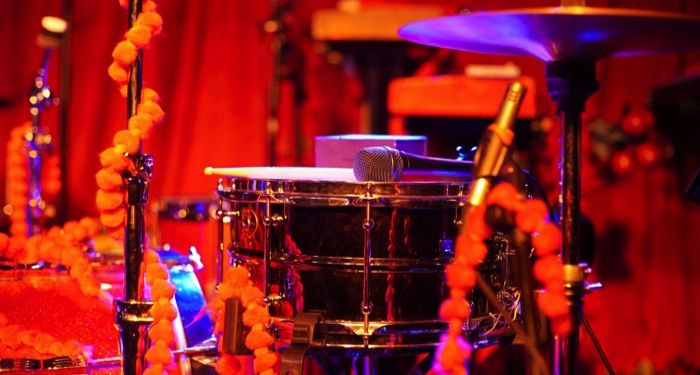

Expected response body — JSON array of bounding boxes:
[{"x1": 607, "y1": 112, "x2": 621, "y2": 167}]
[
  {"x1": 0, "y1": 218, "x2": 104, "y2": 299},
  {"x1": 5, "y1": 123, "x2": 63, "y2": 239},
  {"x1": 211, "y1": 266, "x2": 279, "y2": 375},
  {"x1": 6, "y1": 122, "x2": 32, "y2": 238},
  {"x1": 98, "y1": 0, "x2": 164, "y2": 240},
  {"x1": 434, "y1": 183, "x2": 571, "y2": 374},
  {"x1": 0, "y1": 313, "x2": 91, "y2": 361},
  {"x1": 143, "y1": 249, "x2": 179, "y2": 375}
]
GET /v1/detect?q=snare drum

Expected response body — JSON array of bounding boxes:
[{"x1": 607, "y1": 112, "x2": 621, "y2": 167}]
[{"x1": 211, "y1": 167, "x2": 518, "y2": 352}]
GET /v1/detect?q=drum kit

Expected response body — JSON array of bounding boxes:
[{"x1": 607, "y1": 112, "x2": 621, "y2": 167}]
[{"x1": 4, "y1": 1, "x2": 700, "y2": 375}]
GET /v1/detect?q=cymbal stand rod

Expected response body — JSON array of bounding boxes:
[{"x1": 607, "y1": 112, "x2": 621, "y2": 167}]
[{"x1": 545, "y1": 59, "x2": 598, "y2": 375}]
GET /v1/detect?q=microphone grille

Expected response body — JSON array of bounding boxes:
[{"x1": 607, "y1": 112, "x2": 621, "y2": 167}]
[{"x1": 353, "y1": 146, "x2": 403, "y2": 182}]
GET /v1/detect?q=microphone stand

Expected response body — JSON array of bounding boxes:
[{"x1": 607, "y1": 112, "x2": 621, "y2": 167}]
[
  {"x1": 115, "y1": 1, "x2": 154, "y2": 375},
  {"x1": 263, "y1": 0, "x2": 287, "y2": 166},
  {"x1": 26, "y1": 48, "x2": 57, "y2": 236}
]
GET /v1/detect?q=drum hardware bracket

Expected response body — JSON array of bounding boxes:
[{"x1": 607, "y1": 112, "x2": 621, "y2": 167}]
[
  {"x1": 559, "y1": 265, "x2": 614, "y2": 375},
  {"x1": 280, "y1": 311, "x2": 324, "y2": 375},
  {"x1": 115, "y1": 299, "x2": 154, "y2": 375},
  {"x1": 221, "y1": 297, "x2": 251, "y2": 355}
]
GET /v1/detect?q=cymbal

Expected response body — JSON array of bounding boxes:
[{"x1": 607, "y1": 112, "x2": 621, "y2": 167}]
[{"x1": 398, "y1": 7, "x2": 700, "y2": 61}]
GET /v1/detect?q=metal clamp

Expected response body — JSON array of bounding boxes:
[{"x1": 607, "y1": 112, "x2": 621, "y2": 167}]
[{"x1": 280, "y1": 311, "x2": 324, "y2": 375}]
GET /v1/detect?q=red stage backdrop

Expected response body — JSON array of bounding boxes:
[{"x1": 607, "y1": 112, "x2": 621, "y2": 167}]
[{"x1": 1, "y1": 1, "x2": 700, "y2": 374}]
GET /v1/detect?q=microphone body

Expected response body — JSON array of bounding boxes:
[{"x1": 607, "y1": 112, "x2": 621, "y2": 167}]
[
  {"x1": 468, "y1": 81, "x2": 527, "y2": 207},
  {"x1": 353, "y1": 146, "x2": 472, "y2": 182}
]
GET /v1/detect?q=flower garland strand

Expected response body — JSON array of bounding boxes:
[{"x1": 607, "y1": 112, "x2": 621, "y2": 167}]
[
  {"x1": 211, "y1": 266, "x2": 278, "y2": 375},
  {"x1": 434, "y1": 183, "x2": 571, "y2": 375},
  {"x1": 5, "y1": 122, "x2": 62, "y2": 239},
  {"x1": 0, "y1": 313, "x2": 91, "y2": 362},
  {"x1": 103, "y1": 1, "x2": 176, "y2": 373},
  {"x1": 142, "y1": 249, "x2": 179, "y2": 375},
  {"x1": 5, "y1": 122, "x2": 31, "y2": 238},
  {"x1": 0, "y1": 218, "x2": 103, "y2": 299},
  {"x1": 97, "y1": 0, "x2": 164, "y2": 240}
]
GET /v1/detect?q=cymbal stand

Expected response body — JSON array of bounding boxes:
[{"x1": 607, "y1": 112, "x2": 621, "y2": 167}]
[
  {"x1": 115, "y1": 1, "x2": 154, "y2": 375},
  {"x1": 545, "y1": 59, "x2": 599, "y2": 375},
  {"x1": 263, "y1": 0, "x2": 289, "y2": 166}
]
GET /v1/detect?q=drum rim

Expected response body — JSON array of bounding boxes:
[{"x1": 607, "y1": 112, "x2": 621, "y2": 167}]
[{"x1": 217, "y1": 177, "x2": 469, "y2": 204}]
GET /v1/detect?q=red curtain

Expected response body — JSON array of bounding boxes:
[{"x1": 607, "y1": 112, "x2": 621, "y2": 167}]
[{"x1": 2, "y1": 1, "x2": 700, "y2": 374}]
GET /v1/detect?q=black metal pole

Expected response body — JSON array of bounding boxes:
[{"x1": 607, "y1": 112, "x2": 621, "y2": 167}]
[
  {"x1": 545, "y1": 59, "x2": 598, "y2": 375},
  {"x1": 58, "y1": 0, "x2": 72, "y2": 225},
  {"x1": 116, "y1": 1, "x2": 153, "y2": 375}
]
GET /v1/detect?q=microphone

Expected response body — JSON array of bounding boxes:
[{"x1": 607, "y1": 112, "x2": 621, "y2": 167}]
[
  {"x1": 353, "y1": 146, "x2": 473, "y2": 182},
  {"x1": 467, "y1": 81, "x2": 527, "y2": 207}
]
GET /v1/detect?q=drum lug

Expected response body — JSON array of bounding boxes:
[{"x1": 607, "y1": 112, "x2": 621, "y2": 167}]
[{"x1": 280, "y1": 311, "x2": 324, "y2": 375}]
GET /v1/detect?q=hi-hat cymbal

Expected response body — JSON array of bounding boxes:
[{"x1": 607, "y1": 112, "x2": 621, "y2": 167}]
[{"x1": 398, "y1": 7, "x2": 700, "y2": 61}]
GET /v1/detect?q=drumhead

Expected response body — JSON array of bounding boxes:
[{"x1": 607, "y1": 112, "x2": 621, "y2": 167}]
[{"x1": 205, "y1": 166, "x2": 356, "y2": 182}]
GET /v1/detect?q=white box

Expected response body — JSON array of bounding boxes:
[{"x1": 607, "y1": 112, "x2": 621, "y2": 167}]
[{"x1": 315, "y1": 134, "x2": 427, "y2": 168}]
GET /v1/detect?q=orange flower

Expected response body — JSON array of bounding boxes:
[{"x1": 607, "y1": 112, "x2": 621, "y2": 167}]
[
  {"x1": 145, "y1": 249, "x2": 161, "y2": 264},
  {"x1": 128, "y1": 113, "x2": 155, "y2": 139},
  {"x1": 146, "y1": 262, "x2": 170, "y2": 285},
  {"x1": 114, "y1": 129, "x2": 140, "y2": 154},
  {"x1": 515, "y1": 199, "x2": 549, "y2": 233},
  {"x1": 99, "y1": 148, "x2": 129, "y2": 170},
  {"x1": 63, "y1": 220, "x2": 88, "y2": 242},
  {"x1": 465, "y1": 204, "x2": 491, "y2": 239},
  {"x1": 79, "y1": 217, "x2": 100, "y2": 237},
  {"x1": 136, "y1": 12, "x2": 163, "y2": 35},
  {"x1": 537, "y1": 291, "x2": 570, "y2": 318},
  {"x1": 151, "y1": 279, "x2": 176, "y2": 300},
  {"x1": 126, "y1": 25, "x2": 152, "y2": 48},
  {"x1": 253, "y1": 349, "x2": 279, "y2": 373},
  {"x1": 108, "y1": 61, "x2": 129, "y2": 83},
  {"x1": 245, "y1": 329, "x2": 274, "y2": 350},
  {"x1": 100, "y1": 207, "x2": 126, "y2": 228},
  {"x1": 445, "y1": 263, "x2": 477, "y2": 290},
  {"x1": 532, "y1": 222, "x2": 561, "y2": 256},
  {"x1": 223, "y1": 266, "x2": 252, "y2": 288},
  {"x1": 242, "y1": 304, "x2": 271, "y2": 327},
  {"x1": 215, "y1": 354, "x2": 241, "y2": 375},
  {"x1": 112, "y1": 40, "x2": 138, "y2": 67},
  {"x1": 145, "y1": 340, "x2": 173, "y2": 365},
  {"x1": 486, "y1": 182, "x2": 520, "y2": 211},
  {"x1": 438, "y1": 296, "x2": 470, "y2": 321},
  {"x1": 148, "y1": 319, "x2": 174, "y2": 343},
  {"x1": 138, "y1": 100, "x2": 165, "y2": 123},
  {"x1": 96, "y1": 189, "x2": 125, "y2": 211},
  {"x1": 108, "y1": 225, "x2": 125, "y2": 240},
  {"x1": 216, "y1": 281, "x2": 241, "y2": 301},
  {"x1": 453, "y1": 235, "x2": 487, "y2": 266},
  {"x1": 143, "y1": 364, "x2": 165, "y2": 375},
  {"x1": 533, "y1": 255, "x2": 564, "y2": 284},
  {"x1": 142, "y1": 88, "x2": 160, "y2": 102},
  {"x1": 151, "y1": 298, "x2": 177, "y2": 321},
  {"x1": 241, "y1": 285, "x2": 264, "y2": 307}
]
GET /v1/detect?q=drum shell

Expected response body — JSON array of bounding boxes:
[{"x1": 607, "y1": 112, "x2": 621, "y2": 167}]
[
  {"x1": 215, "y1": 169, "x2": 518, "y2": 351},
  {"x1": 151, "y1": 197, "x2": 218, "y2": 300}
]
